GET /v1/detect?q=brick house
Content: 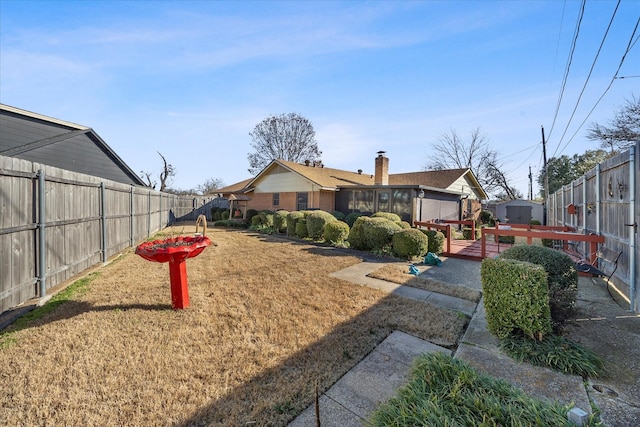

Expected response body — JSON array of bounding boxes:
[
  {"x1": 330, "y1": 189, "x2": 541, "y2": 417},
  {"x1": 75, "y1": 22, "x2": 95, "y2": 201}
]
[{"x1": 218, "y1": 152, "x2": 487, "y2": 223}]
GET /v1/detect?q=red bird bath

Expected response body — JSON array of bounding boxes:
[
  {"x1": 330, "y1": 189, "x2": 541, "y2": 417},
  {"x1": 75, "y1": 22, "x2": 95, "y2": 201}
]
[{"x1": 135, "y1": 234, "x2": 211, "y2": 309}]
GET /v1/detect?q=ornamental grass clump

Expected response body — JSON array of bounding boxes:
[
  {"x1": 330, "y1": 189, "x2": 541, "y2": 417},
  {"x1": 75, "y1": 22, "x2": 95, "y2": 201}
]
[{"x1": 368, "y1": 352, "x2": 595, "y2": 426}]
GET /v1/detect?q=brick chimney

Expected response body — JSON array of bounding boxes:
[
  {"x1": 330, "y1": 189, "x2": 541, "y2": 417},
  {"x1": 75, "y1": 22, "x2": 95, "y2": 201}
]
[{"x1": 374, "y1": 151, "x2": 389, "y2": 185}]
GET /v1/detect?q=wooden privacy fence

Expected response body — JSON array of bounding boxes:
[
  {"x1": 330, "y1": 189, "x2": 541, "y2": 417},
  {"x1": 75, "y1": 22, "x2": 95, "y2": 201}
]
[
  {"x1": 0, "y1": 156, "x2": 218, "y2": 313},
  {"x1": 546, "y1": 145, "x2": 638, "y2": 313}
]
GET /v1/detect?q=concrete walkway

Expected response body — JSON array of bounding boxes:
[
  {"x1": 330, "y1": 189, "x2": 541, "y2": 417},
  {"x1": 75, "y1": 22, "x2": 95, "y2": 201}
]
[{"x1": 288, "y1": 255, "x2": 639, "y2": 426}]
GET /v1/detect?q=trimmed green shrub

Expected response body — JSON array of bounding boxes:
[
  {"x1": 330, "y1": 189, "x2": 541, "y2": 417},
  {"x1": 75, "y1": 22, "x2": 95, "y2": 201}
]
[
  {"x1": 397, "y1": 221, "x2": 411, "y2": 229},
  {"x1": 348, "y1": 217, "x2": 402, "y2": 251},
  {"x1": 347, "y1": 216, "x2": 368, "y2": 250},
  {"x1": 462, "y1": 227, "x2": 476, "y2": 240},
  {"x1": 345, "y1": 212, "x2": 364, "y2": 227},
  {"x1": 273, "y1": 210, "x2": 289, "y2": 233},
  {"x1": 530, "y1": 219, "x2": 541, "y2": 225},
  {"x1": 331, "y1": 210, "x2": 346, "y2": 221},
  {"x1": 306, "y1": 210, "x2": 337, "y2": 240},
  {"x1": 479, "y1": 210, "x2": 495, "y2": 226},
  {"x1": 500, "y1": 245, "x2": 578, "y2": 328},
  {"x1": 295, "y1": 218, "x2": 308, "y2": 238},
  {"x1": 221, "y1": 210, "x2": 229, "y2": 220},
  {"x1": 498, "y1": 235, "x2": 515, "y2": 244},
  {"x1": 286, "y1": 211, "x2": 305, "y2": 236},
  {"x1": 372, "y1": 212, "x2": 402, "y2": 223},
  {"x1": 481, "y1": 258, "x2": 552, "y2": 340},
  {"x1": 246, "y1": 209, "x2": 259, "y2": 223},
  {"x1": 324, "y1": 221, "x2": 350, "y2": 244},
  {"x1": 392, "y1": 229, "x2": 429, "y2": 260},
  {"x1": 420, "y1": 229, "x2": 445, "y2": 254},
  {"x1": 251, "y1": 215, "x2": 262, "y2": 226}
]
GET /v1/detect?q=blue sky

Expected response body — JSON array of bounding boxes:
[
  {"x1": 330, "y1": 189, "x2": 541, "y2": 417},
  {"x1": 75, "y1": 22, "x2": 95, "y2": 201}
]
[{"x1": 1, "y1": 1, "x2": 638, "y2": 197}]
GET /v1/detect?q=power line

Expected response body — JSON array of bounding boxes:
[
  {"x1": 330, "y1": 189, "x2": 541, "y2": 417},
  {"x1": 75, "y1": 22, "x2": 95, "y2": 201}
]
[
  {"x1": 555, "y1": 16, "x2": 639, "y2": 157},
  {"x1": 547, "y1": 0, "x2": 586, "y2": 142},
  {"x1": 551, "y1": 0, "x2": 621, "y2": 159}
]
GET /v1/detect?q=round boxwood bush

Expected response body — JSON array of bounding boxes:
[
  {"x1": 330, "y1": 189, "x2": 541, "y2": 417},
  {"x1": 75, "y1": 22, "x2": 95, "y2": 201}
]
[
  {"x1": 398, "y1": 221, "x2": 411, "y2": 229},
  {"x1": 324, "y1": 221, "x2": 350, "y2": 244},
  {"x1": 246, "y1": 209, "x2": 259, "y2": 223},
  {"x1": 372, "y1": 212, "x2": 402, "y2": 223},
  {"x1": 286, "y1": 211, "x2": 305, "y2": 236},
  {"x1": 295, "y1": 218, "x2": 308, "y2": 238},
  {"x1": 345, "y1": 212, "x2": 364, "y2": 227},
  {"x1": 500, "y1": 245, "x2": 578, "y2": 328},
  {"x1": 392, "y1": 229, "x2": 429, "y2": 260},
  {"x1": 331, "y1": 210, "x2": 346, "y2": 221},
  {"x1": 479, "y1": 210, "x2": 495, "y2": 226},
  {"x1": 306, "y1": 210, "x2": 337, "y2": 240},
  {"x1": 420, "y1": 229, "x2": 445, "y2": 254},
  {"x1": 349, "y1": 216, "x2": 402, "y2": 251},
  {"x1": 273, "y1": 210, "x2": 289, "y2": 233}
]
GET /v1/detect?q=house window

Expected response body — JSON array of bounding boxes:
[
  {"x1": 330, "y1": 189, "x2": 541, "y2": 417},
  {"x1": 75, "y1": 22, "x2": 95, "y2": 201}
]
[
  {"x1": 377, "y1": 191, "x2": 390, "y2": 212},
  {"x1": 392, "y1": 190, "x2": 411, "y2": 222},
  {"x1": 353, "y1": 190, "x2": 374, "y2": 213},
  {"x1": 296, "y1": 192, "x2": 308, "y2": 211},
  {"x1": 273, "y1": 193, "x2": 280, "y2": 207}
]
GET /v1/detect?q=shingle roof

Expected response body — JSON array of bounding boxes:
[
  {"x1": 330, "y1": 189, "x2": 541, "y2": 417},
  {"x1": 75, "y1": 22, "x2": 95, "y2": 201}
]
[
  {"x1": 388, "y1": 168, "x2": 469, "y2": 188},
  {"x1": 217, "y1": 178, "x2": 253, "y2": 194},
  {"x1": 274, "y1": 159, "x2": 375, "y2": 188}
]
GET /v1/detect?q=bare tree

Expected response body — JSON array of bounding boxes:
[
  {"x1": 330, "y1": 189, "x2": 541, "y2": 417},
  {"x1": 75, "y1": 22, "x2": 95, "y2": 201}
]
[
  {"x1": 587, "y1": 95, "x2": 640, "y2": 153},
  {"x1": 425, "y1": 128, "x2": 515, "y2": 198},
  {"x1": 197, "y1": 178, "x2": 225, "y2": 195},
  {"x1": 247, "y1": 113, "x2": 321, "y2": 175},
  {"x1": 140, "y1": 171, "x2": 157, "y2": 189},
  {"x1": 157, "y1": 152, "x2": 176, "y2": 192}
]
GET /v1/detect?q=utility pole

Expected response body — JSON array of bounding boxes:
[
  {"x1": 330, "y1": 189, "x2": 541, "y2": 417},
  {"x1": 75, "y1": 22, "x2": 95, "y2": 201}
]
[
  {"x1": 528, "y1": 165, "x2": 533, "y2": 200},
  {"x1": 541, "y1": 125, "x2": 548, "y2": 225}
]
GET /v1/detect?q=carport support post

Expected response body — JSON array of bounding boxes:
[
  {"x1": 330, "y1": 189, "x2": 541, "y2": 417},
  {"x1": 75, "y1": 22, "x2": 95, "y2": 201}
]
[{"x1": 37, "y1": 169, "x2": 47, "y2": 301}]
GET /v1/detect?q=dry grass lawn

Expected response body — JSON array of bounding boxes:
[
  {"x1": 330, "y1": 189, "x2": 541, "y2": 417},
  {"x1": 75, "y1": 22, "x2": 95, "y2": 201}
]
[
  {"x1": 368, "y1": 264, "x2": 482, "y2": 302},
  {"x1": 0, "y1": 226, "x2": 468, "y2": 426}
]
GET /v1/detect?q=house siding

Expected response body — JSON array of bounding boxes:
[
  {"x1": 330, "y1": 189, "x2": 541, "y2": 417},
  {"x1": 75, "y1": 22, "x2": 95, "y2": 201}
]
[{"x1": 254, "y1": 171, "x2": 314, "y2": 193}]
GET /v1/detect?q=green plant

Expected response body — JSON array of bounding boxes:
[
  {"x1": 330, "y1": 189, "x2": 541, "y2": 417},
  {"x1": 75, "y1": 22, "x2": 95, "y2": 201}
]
[
  {"x1": 368, "y1": 352, "x2": 593, "y2": 426},
  {"x1": 392, "y1": 229, "x2": 429, "y2": 260},
  {"x1": 349, "y1": 216, "x2": 402, "y2": 251},
  {"x1": 331, "y1": 210, "x2": 346, "y2": 221},
  {"x1": 500, "y1": 245, "x2": 578, "y2": 329},
  {"x1": 286, "y1": 211, "x2": 305, "y2": 236},
  {"x1": 273, "y1": 210, "x2": 289, "y2": 233},
  {"x1": 295, "y1": 218, "x2": 308, "y2": 238},
  {"x1": 324, "y1": 221, "x2": 350, "y2": 244},
  {"x1": 420, "y1": 229, "x2": 445, "y2": 254},
  {"x1": 501, "y1": 334, "x2": 604, "y2": 378},
  {"x1": 246, "y1": 209, "x2": 259, "y2": 223},
  {"x1": 498, "y1": 235, "x2": 515, "y2": 244},
  {"x1": 462, "y1": 227, "x2": 476, "y2": 240},
  {"x1": 397, "y1": 221, "x2": 411, "y2": 229},
  {"x1": 306, "y1": 210, "x2": 337, "y2": 240},
  {"x1": 481, "y1": 258, "x2": 552, "y2": 340},
  {"x1": 530, "y1": 219, "x2": 541, "y2": 225},
  {"x1": 371, "y1": 212, "x2": 402, "y2": 223},
  {"x1": 221, "y1": 210, "x2": 229, "y2": 220},
  {"x1": 479, "y1": 210, "x2": 495, "y2": 226},
  {"x1": 345, "y1": 212, "x2": 364, "y2": 227}
]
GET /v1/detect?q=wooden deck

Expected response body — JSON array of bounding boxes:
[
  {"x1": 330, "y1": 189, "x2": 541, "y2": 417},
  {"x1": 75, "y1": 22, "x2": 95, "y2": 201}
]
[{"x1": 443, "y1": 239, "x2": 511, "y2": 261}]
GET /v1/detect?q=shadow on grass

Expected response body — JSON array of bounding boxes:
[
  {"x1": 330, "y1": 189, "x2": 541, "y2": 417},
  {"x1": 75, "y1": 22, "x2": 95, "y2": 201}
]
[
  {"x1": 174, "y1": 290, "x2": 465, "y2": 426},
  {"x1": 1, "y1": 302, "x2": 172, "y2": 335}
]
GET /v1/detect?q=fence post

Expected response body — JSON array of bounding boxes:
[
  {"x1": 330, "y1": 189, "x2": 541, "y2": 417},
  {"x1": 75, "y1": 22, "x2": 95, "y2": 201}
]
[
  {"x1": 629, "y1": 148, "x2": 637, "y2": 313},
  {"x1": 37, "y1": 169, "x2": 47, "y2": 301},
  {"x1": 100, "y1": 182, "x2": 107, "y2": 263},
  {"x1": 148, "y1": 191, "x2": 151, "y2": 237},
  {"x1": 595, "y1": 164, "x2": 601, "y2": 235},
  {"x1": 130, "y1": 186, "x2": 134, "y2": 247}
]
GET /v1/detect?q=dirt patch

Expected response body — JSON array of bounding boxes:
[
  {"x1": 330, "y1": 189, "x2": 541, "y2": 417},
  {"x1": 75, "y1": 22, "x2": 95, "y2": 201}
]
[
  {"x1": 368, "y1": 264, "x2": 482, "y2": 302},
  {"x1": 0, "y1": 227, "x2": 467, "y2": 426}
]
